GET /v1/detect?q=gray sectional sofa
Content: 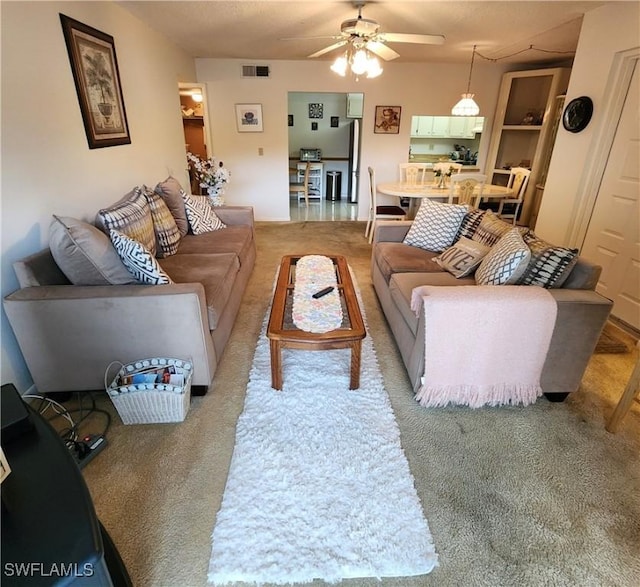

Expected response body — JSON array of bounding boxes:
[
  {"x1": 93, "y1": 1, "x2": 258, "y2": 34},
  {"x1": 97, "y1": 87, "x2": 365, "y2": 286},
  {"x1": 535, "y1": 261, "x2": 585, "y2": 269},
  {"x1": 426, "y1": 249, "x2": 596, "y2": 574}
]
[
  {"x1": 371, "y1": 214, "x2": 613, "y2": 402},
  {"x1": 4, "y1": 177, "x2": 255, "y2": 394}
]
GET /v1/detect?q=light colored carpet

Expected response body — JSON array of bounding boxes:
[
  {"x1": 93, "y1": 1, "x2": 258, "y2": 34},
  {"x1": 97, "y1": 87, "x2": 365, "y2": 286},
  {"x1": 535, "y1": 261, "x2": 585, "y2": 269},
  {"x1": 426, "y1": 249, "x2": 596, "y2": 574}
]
[
  {"x1": 81, "y1": 221, "x2": 640, "y2": 587},
  {"x1": 208, "y1": 298, "x2": 436, "y2": 584}
]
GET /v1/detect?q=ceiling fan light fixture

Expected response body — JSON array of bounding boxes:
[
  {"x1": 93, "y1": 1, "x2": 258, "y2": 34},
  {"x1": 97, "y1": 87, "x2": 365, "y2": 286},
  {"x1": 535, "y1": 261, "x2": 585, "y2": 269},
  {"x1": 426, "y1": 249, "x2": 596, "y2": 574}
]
[
  {"x1": 330, "y1": 55, "x2": 348, "y2": 76},
  {"x1": 452, "y1": 45, "x2": 480, "y2": 116},
  {"x1": 366, "y1": 56, "x2": 383, "y2": 78},
  {"x1": 351, "y1": 48, "x2": 369, "y2": 75}
]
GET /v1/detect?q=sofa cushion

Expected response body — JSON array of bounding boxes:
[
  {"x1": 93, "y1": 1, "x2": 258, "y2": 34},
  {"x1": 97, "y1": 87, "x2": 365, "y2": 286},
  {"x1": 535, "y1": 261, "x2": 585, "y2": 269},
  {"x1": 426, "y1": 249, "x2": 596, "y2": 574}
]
[
  {"x1": 177, "y1": 225, "x2": 253, "y2": 265},
  {"x1": 143, "y1": 187, "x2": 181, "y2": 258},
  {"x1": 471, "y1": 210, "x2": 515, "y2": 247},
  {"x1": 182, "y1": 194, "x2": 226, "y2": 235},
  {"x1": 434, "y1": 237, "x2": 491, "y2": 278},
  {"x1": 154, "y1": 176, "x2": 190, "y2": 237},
  {"x1": 96, "y1": 187, "x2": 157, "y2": 256},
  {"x1": 476, "y1": 228, "x2": 531, "y2": 286},
  {"x1": 455, "y1": 208, "x2": 485, "y2": 241},
  {"x1": 516, "y1": 232, "x2": 579, "y2": 288},
  {"x1": 390, "y1": 272, "x2": 475, "y2": 336},
  {"x1": 49, "y1": 215, "x2": 135, "y2": 285},
  {"x1": 403, "y1": 199, "x2": 468, "y2": 253},
  {"x1": 159, "y1": 253, "x2": 240, "y2": 330},
  {"x1": 109, "y1": 229, "x2": 173, "y2": 285},
  {"x1": 374, "y1": 242, "x2": 444, "y2": 283}
]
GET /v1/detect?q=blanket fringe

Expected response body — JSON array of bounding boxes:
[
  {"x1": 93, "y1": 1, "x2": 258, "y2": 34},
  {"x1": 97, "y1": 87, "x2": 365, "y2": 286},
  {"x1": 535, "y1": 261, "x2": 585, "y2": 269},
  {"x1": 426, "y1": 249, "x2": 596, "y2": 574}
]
[{"x1": 416, "y1": 382, "x2": 543, "y2": 409}]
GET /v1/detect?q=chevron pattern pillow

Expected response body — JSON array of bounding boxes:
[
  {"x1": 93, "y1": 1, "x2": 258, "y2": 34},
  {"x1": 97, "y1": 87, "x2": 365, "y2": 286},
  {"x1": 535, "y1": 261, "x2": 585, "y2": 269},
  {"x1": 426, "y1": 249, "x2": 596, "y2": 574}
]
[
  {"x1": 109, "y1": 229, "x2": 173, "y2": 285},
  {"x1": 403, "y1": 199, "x2": 467, "y2": 252},
  {"x1": 475, "y1": 228, "x2": 531, "y2": 286},
  {"x1": 182, "y1": 194, "x2": 226, "y2": 235},
  {"x1": 144, "y1": 187, "x2": 181, "y2": 258},
  {"x1": 471, "y1": 210, "x2": 515, "y2": 247}
]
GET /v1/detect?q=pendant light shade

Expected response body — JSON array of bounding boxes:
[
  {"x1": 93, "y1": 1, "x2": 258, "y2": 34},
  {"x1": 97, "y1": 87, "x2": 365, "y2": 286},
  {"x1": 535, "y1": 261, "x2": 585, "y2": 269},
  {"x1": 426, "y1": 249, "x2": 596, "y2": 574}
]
[{"x1": 452, "y1": 45, "x2": 480, "y2": 116}]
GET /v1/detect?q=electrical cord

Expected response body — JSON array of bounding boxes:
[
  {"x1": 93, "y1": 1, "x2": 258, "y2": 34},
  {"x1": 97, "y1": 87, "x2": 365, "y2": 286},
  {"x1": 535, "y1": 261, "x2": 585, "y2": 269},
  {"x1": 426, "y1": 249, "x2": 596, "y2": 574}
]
[{"x1": 475, "y1": 44, "x2": 576, "y2": 63}]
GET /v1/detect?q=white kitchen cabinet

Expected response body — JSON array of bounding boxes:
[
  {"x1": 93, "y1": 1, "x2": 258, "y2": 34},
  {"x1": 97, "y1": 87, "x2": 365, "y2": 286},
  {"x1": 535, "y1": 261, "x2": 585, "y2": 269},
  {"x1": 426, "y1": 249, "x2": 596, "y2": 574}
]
[
  {"x1": 484, "y1": 67, "x2": 569, "y2": 226},
  {"x1": 346, "y1": 93, "x2": 364, "y2": 118}
]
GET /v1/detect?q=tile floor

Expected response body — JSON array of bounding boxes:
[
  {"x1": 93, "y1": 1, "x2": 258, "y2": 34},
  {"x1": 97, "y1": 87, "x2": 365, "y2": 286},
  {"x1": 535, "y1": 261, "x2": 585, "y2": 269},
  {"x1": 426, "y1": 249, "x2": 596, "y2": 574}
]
[{"x1": 289, "y1": 196, "x2": 360, "y2": 222}]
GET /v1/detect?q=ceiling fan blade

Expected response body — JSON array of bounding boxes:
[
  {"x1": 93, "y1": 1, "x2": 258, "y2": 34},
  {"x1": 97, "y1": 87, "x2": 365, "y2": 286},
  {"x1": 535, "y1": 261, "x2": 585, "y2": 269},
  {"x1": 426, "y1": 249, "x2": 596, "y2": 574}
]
[
  {"x1": 381, "y1": 33, "x2": 446, "y2": 45},
  {"x1": 308, "y1": 41, "x2": 347, "y2": 59},
  {"x1": 366, "y1": 41, "x2": 400, "y2": 61}
]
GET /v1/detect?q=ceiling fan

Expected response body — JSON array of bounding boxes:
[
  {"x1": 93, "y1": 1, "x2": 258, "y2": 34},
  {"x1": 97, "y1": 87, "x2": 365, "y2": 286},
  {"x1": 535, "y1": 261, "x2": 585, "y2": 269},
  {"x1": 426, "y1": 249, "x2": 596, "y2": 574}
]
[{"x1": 306, "y1": 1, "x2": 445, "y2": 62}]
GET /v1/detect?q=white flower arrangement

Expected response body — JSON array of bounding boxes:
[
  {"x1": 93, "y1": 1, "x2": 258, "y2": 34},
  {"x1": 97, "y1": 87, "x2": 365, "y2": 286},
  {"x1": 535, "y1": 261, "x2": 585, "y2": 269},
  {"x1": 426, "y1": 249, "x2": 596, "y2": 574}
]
[{"x1": 187, "y1": 152, "x2": 230, "y2": 203}]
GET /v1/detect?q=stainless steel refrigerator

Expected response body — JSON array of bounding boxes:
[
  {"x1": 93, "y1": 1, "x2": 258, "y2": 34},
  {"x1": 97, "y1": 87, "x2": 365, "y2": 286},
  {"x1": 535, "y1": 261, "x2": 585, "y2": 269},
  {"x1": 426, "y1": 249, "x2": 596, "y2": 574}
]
[{"x1": 347, "y1": 119, "x2": 361, "y2": 203}]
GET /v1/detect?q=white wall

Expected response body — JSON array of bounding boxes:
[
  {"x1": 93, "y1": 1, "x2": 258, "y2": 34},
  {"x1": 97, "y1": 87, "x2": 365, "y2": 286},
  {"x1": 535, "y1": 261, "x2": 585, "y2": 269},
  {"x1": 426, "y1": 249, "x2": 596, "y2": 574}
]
[
  {"x1": 1, "y1": 1, "x2": 196, "y2": 391},
  {"x1": 535, "y1": 2, "x2": 640, "y2": 246},
  {"x1": 196, "y1": 58, "x2": 507, "y2": 221}
]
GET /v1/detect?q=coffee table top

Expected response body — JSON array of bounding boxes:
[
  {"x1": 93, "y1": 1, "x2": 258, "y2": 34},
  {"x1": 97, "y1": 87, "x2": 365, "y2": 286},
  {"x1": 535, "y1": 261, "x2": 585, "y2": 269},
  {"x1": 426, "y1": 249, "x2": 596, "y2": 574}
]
[{"x1": 267, "y1": 255, "x2": 365, "y2": 344}]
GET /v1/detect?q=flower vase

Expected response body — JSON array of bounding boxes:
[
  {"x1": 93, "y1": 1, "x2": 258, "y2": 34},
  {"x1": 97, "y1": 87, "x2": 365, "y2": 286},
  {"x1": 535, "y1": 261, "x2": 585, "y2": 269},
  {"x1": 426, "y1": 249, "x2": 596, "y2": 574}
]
[{"x1": 437, "y1": 174, "x2": 447, "y2": 189}]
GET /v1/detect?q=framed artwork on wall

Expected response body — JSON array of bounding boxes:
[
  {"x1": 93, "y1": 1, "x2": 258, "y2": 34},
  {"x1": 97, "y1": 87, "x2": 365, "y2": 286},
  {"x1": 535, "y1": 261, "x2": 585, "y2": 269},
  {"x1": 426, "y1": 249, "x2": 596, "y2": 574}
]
[
  {"x1": 288, "y1": 114, "x2": 294, "y2": 127},
  {"x1": 311, "y1": 122, "x2": 318, "y2": 131},
  {"x1": 330, "y1": 116, "x2": 339, "y2": 128},
  {"x1": 59, "y1": 14, "x2": 131, "y2": 149},
  {"x1": 308, "y1": 103, "x2": 324, "y2": 119},
  {"x1": 374, "y1": 106, "x2": 401, "y2": 134},
  {"x1": 235, "y1": 104, "x2": 263, "y2": 132}
]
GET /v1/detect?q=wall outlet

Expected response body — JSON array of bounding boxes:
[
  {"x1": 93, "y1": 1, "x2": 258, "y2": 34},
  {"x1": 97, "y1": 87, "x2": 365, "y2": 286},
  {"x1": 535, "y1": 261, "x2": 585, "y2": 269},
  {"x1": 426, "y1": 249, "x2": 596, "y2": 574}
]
[{"x1": 258, "y1": 147, "x2": 264, "y2": 156}]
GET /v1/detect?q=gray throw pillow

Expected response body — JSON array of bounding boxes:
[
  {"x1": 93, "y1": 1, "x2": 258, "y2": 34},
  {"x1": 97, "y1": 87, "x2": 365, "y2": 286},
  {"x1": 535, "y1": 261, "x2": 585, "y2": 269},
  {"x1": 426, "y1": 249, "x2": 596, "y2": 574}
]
[
  {"x1": 154, "y1": 177, "x2": 190, "y2": 237},
  {"x1": 49, "y1": 215, "x2": 136, "y2": 285}
]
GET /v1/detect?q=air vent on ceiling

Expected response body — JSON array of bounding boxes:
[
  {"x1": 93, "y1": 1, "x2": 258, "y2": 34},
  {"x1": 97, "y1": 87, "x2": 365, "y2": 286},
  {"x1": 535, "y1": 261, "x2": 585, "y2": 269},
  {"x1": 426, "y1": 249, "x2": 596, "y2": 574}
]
[{"x1": 242, "y1": 65, "x2": 270, "y2": 78}]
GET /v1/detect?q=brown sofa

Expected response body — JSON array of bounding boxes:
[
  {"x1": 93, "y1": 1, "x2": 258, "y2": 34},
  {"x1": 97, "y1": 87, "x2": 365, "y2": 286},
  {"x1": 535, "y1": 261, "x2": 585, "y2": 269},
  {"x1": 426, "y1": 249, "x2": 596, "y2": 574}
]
[
  {"x1": 4, "y1": 180, "x2": 255, "y2": 394},
  {"x1": 371, "y1": 219, "x2": 613, "y2": 402}
]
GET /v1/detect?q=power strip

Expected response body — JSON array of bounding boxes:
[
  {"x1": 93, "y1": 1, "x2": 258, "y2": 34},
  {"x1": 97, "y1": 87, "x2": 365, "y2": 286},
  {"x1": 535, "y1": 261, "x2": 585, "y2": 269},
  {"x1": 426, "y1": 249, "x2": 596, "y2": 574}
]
[{"x1": 68, "y1": 434, "x2": 107, "y2": 468}]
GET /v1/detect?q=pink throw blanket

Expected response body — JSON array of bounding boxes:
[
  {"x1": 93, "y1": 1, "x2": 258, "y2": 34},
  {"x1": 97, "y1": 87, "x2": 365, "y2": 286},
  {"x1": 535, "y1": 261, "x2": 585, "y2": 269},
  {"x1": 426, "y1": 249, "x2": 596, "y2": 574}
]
[{"x1": 410, "y1": 285, "x2": 557, "y2": 408}]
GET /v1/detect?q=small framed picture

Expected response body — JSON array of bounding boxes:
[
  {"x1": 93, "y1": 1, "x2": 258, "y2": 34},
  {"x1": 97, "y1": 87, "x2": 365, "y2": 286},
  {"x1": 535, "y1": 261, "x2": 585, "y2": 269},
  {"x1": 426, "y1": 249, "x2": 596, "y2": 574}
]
[
  {"x1": 374, "y1": 105, "x2": 402, "y2": 134},
  {"x1": 308, "y1": 103, "x2": 323, "y2": 119},
  {"x1": 330, "y1": 116, "x2": 339, "y2": 128},
  {"x1": 235, "y1": 103, "x2": 263, "y2": 132},
  {"x1": 288, "y1": 114, "x2": 294, "y2": 127},
  {"x1": 311, "y1": 122, "x2": 318, "y2": 131}
]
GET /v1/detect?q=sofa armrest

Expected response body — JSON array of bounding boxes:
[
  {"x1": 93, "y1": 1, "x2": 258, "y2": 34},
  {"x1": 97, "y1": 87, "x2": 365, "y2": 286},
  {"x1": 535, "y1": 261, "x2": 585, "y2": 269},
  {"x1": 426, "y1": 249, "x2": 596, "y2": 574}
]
[
  {"x1": 3, "y1": 284, "x2": 217, "y2": 392},
  {"x1": 373, "y1": 221, "x2": 413, "y2": 244},
  {"x1": 213, "y1": 206, "x2": 254, "y2": 227}
]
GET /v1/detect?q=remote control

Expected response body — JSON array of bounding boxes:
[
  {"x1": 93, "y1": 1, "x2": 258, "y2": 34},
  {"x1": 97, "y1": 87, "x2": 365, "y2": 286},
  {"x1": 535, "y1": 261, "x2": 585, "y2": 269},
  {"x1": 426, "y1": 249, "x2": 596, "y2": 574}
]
[{"x1": 312, "y1": 286, "x2": 334, "y2": 299}]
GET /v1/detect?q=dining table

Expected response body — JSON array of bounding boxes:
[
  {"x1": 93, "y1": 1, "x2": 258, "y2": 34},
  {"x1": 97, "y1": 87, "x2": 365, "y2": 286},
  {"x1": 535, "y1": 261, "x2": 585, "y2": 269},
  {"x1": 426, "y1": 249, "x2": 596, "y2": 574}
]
[{"x1": 377, "y1": 181, "x2": 515, "y2": 217}]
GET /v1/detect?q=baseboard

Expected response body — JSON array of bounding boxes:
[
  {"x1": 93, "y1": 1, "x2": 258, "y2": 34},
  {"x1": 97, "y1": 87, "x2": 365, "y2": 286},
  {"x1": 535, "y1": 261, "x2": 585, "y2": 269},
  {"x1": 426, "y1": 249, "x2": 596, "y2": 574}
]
[{"x1": 608, "y1": 316, "x2": 640, "y2": 342}]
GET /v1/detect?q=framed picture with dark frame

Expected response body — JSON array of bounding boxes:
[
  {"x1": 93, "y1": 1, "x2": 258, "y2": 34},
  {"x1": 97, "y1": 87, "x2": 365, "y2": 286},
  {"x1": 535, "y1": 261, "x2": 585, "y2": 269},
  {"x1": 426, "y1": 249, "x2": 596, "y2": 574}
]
[
  {"x1": 330, "y1": 116, "x2": 339, "y2": 128},
  {"x1": 288, "y1": 114, "x2": 294, "y2": 127},
  {"x1": 311, "y1": 122, "x2": 318, "y2": 131},
  {"x1": 374, "y1": 105, "x2": 402, "y2": 134},
  {"x1": 59, "y1": 14, "x2": 131, "y2": 149}
]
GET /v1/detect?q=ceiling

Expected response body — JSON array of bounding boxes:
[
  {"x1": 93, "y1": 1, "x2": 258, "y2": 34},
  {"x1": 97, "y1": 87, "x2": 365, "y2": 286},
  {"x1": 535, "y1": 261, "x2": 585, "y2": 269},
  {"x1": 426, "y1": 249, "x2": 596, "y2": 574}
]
[{"x1": 117, "y1": 0, "x2": 610, "y2": 66}]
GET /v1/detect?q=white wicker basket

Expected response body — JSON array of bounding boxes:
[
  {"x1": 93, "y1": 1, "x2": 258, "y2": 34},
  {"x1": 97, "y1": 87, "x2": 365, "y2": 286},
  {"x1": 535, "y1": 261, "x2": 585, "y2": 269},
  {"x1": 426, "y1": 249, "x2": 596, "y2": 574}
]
[{"x1": 105, "y1": 358, "x2": 192, "y2": 424}]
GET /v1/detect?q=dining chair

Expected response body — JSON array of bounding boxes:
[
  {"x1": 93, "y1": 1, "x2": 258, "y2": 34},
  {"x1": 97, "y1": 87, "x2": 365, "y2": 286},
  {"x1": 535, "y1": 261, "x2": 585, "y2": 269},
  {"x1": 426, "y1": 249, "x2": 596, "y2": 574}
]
[
  {"x1": 366, "y1": 166, "x2": 407, "y2": 243},
  {"x1": 399, "y1": 163, "x2": 429, "y2": 185},
  {"x1": 289, "y1": 161, "x2": 310, "y2": 206},
  {"x1": 448, "y1": 173, "x2": 487, "y2": 208},
  {"x1": 497, "y1": 167, "x2": 531, "y2": 224}
]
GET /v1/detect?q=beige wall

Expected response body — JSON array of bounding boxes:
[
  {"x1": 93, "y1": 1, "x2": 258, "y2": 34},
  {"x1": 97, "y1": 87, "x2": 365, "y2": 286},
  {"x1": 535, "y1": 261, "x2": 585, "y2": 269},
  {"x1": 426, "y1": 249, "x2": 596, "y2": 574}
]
[
  {"x1": 535, "y1": 2, "x2": 640, "y2": 246},
  {"x1": 1, "y1": 1, "x2": 196, "y2": 390}
]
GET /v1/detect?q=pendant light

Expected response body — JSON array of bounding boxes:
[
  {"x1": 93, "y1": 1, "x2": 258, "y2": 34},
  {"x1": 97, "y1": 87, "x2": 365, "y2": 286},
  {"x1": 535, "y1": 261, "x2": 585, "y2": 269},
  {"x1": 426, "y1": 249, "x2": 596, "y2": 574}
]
[{"x1": 451, "y1": 45, "x2": 480, "y2": 116}]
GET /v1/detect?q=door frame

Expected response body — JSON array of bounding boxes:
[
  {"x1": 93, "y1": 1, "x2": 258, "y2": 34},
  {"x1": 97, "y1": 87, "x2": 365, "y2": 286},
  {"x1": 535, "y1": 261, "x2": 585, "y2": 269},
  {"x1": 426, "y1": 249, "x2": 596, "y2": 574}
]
[
  {"x1": 179, "y1": 82, "x2": 212, "y2": 158},
  {"x1": 567, "y1": 47, "x2": 640, "y2": 249}
]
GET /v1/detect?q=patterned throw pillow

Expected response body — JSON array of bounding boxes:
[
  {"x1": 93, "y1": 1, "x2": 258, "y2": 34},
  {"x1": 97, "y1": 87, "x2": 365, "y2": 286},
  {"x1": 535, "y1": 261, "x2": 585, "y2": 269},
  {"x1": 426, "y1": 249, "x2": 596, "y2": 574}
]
[
  {"x1": 455, "y1": 208, "x2": 485, "y2": 241},
  {"x1": 96, "y1": 187, "x2": 157, "y2": 256},
  {"x1": 475, "y1": 228, "x2": 531, "y2": 286},
  {"x1": 517, "y1": 231, "x2": 579, "y2": 288},
  {"x1": 182, "y1": 194, "x2": 226, "y2": 235},
  {"x1": 154, "y1": 176, "x2": 190, "y2": 237},
  {"x1": 471, "y1": 210, "x2": 515, "y2": 247},
  {"x1": 109, "y1": 229, "x2": 173, "y2": 285},
  {"x1": 143, "y1": 187, "x2": 181, "y2": 258},
  {"x1": 403, "y1": 199, "x2": 468, "y2": 253},
  {"x1": 434, "y1": 237, "x2": 491, "y2": 278}
]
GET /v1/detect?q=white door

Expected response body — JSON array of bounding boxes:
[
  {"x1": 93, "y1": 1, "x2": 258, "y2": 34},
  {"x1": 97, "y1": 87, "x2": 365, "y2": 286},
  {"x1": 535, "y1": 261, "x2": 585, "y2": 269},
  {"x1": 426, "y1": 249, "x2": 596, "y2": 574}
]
[{"x1": 581, "y1": 61, "x2": 640, "y2": 329}]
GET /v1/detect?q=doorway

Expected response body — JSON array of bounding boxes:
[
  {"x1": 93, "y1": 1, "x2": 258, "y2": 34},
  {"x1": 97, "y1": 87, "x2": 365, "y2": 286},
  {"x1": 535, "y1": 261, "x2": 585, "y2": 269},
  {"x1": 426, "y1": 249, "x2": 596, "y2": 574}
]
[
  {"x1": 287, "y1": 92, "x2": 362, "y2": 220},
  {"x1": 179, "y1": 82, "x2": 212, "y2": 194}
]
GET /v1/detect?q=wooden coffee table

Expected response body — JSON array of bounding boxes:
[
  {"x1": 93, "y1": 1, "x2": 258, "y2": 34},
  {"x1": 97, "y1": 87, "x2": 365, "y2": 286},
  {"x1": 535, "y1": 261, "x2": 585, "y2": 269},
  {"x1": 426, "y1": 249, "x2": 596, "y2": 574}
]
[{"x1": 266, "y1": 255, "x2": 366, "y2": 390}]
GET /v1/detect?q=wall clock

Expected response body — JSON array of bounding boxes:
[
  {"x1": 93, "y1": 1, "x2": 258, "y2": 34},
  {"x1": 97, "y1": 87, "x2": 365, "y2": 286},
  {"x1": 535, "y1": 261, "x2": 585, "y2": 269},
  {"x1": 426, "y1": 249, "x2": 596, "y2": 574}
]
[{"x1": 562, "y1": 96, "x2": 593, "y2": 133}]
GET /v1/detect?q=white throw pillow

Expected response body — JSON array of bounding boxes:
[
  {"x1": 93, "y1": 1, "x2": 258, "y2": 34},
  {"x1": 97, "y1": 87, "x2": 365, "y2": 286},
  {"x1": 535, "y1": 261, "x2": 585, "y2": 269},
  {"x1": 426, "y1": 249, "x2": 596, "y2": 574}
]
[
  {"x1": 109, "y1": 229, "x2": 173, "y2": 285},
  {"x1": 475, "y1": 228, "x2": 531, "y2": 286},
  {"x1": 434, "y1": 237, "x2": 491, "y2": 278},
  {"x1": 403, "y1": 199, "x2": 468, "y2": 252},
  {"x1": 182, "y1": 194, "x2": 226, "y2": 235}
]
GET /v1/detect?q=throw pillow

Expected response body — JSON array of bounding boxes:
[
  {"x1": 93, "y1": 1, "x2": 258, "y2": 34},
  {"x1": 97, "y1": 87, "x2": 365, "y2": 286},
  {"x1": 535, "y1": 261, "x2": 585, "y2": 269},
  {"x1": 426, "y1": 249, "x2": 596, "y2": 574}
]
[
  {"x1": 109, "y1": 229, "x2": 173, "y2": 285},
  {"x1": 517, "y1": 231, "x2": 579, "y2": 288},
  {"x1": 154, "y1": 176, "x2": 190, "y2": 237},
  {"x1": 403, "y1": 199, "x2": 467, "y2": 253},
  {"x1": 455, "y1": 208, "x2": 485, "y2": 242},
  {"x1": 475, "y1": 228, "x2": 531, "y2": 286},
  {"x1": 96, "y1": 187, "x2": 157, "y2": 256},
  {"x1": 182, "y1": 193, "x2": 226, "y2": 235},
  {"x1": 49, "y1": 215, "x2": 136, "y2": 285},
  {"x1": 434, "y1": 237, "x2": 491, "y2": 278},
  {"x1": 143, "y1": 187, "x2": 181, "y2": 258},
  {"x1": 472, "y1": 210, "x2": 516, "y2": 247}
]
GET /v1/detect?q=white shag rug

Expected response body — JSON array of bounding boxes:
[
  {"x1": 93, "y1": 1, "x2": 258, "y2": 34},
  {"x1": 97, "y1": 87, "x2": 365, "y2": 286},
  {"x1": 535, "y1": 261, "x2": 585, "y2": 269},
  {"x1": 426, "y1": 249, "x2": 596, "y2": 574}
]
[{"x1": 208, "y1": 286, "x2": 438, "y2": 585}]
